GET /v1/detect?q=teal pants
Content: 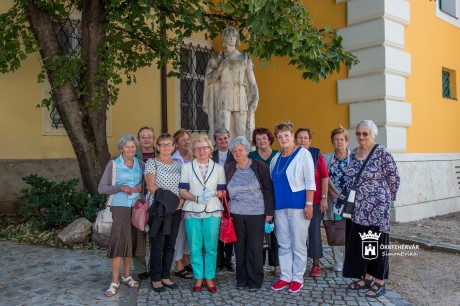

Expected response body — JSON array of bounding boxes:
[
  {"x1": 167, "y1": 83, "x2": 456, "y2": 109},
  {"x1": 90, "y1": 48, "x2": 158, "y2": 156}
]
[{"x1": 185, "y1": 216, "x2": 221, "y2": 280}]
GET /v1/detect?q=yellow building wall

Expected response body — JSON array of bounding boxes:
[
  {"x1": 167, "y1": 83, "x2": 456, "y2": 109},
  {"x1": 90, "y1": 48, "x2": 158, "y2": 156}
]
[
  {"x1": 0, "y1": 53, "x2": 162, "y2": 159},
  {"x1": 405, "y1": 0, "x2": 460, "y2": 153},
  {"x1": 254, "y1": 0, "x2": 348, "y2": 153}
]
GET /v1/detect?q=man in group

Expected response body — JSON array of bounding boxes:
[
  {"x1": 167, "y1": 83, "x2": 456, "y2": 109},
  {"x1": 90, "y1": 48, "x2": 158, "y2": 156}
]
[{"x1": 211, "y1": 128, "x2": 235, "y2": 272}]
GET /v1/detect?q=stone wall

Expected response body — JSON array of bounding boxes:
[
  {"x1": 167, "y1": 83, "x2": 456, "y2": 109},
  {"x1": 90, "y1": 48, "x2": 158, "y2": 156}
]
[
  {"x1": 392, "y1": 153, "x2": 460, "y2": 222},
  {"x1": 0, "y1": 159, "x2": 81, "y2": 213}
]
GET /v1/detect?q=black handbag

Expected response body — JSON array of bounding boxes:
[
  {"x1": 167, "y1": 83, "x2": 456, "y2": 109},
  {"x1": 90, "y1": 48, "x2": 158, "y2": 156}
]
[{"x1": 335, "y1": 144, "x2": 379, "y2": 219}]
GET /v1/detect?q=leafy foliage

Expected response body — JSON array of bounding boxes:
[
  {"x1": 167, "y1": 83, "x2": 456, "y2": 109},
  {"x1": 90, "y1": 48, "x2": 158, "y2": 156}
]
[
  {"x1": 15, "y1": 175, "x2": 106, "y2": 230},
  {"x1": 0, "y1": 0, "x2": 357, "y2": 109}
]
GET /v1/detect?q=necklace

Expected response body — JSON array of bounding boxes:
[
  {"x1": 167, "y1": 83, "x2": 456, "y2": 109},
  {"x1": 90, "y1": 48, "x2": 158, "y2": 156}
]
[
  {"x1": 357, "y1": 146, "x2": 371, "y2": 158},
  {"x1": 275, "y1": 147, "x2": 297, "y2": 177}
]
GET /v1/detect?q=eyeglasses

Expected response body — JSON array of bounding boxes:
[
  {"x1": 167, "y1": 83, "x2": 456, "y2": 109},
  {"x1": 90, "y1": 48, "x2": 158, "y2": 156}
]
[
  {"x1": 158, "y1": 143, "x2": 174, "y2": 148},
  {"x1": 140, "y1": 136, "x2": 153, "y2": 140},
  {"x1": 194, "y1": 146, "x2": 209, "y2": 152},
  {"x1": 355, "y1": 132, "x2": 369, "y2": 137}
]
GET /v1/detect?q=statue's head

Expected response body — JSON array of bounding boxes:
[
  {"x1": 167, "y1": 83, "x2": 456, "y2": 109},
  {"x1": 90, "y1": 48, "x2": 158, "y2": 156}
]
[{"x1": 222, "y1": 26, "x2": 240, "y2": 47}]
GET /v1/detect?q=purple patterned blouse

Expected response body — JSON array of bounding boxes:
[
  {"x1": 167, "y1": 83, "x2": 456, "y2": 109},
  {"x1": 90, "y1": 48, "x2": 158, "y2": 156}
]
[{"x1": 345, "y1": 145, "x2": 400, "y2": 233}]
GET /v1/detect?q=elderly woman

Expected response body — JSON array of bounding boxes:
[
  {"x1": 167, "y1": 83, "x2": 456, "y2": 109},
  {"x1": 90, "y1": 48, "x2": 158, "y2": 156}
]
[
  {"x1": 248, "y1": 127, "x2": 280, "y2": 276},
  {"x1": 179, "y1": 135, "x2": 226, "y2": 293},
  {"x1": 133, "y1": 126, "x2": 155, "y2": 280},
  {"x1": 269, "y1": 122, "x2": 315, "y2": 293},
  {"x1": 171, "y1": 129, "x2": 194, "y2": 279},
  {"x1": 323, "y1": 126, "x2": 350, "y2": 272},
  {"x1": 98, "y1": 134, "x2": 145, "y2": 297},
  {"x1": 135, "y1": 126, "x2": 156, "y2": 161},
  {"x1": 295, "y1": 127, "x2": 329, "y2": 277},
  {"x1": 144, "y1": 134, "x2": 183, "y2": 292},
  {"x1": 344, "y1": 120, "x2": 400, "y2": 298},
  {"x1": 225, "y1": 136, "x2": 274, "y2": 291},
  {"x1": 212, "y1": 128, "x2": 235, "y2": 272}
]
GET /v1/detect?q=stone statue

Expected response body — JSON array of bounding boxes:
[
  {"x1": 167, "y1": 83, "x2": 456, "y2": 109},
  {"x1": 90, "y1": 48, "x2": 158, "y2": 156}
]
[{"x1": 203, "y1": 26, "x2": 259, "y2": 141}]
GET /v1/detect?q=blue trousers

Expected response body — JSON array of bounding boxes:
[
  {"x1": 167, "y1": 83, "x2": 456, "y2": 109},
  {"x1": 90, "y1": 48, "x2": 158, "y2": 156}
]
[{"x1": 185, "y1": 216, "x2": 221, "y2": 280}]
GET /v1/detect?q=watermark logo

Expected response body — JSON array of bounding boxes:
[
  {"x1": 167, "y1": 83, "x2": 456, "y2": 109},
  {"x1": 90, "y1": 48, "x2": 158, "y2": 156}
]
[{"x1": 359, "y1": 230, "x2": 381, "y2": 260}]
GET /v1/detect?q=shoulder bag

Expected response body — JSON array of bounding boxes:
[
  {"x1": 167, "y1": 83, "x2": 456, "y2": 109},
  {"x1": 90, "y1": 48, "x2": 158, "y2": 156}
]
[
  {"x1": 334, "y1": 144, "x2": 379, "y2": 219},
  {"x1": 131, "y1": 175, "x2": 149, "y2": 231},
  {"x1": 218, "y1": 191, "x2": 237, "y2": 243},
  {"x1": 93, "y1": 161, "x2": 116, "y2": 236}
]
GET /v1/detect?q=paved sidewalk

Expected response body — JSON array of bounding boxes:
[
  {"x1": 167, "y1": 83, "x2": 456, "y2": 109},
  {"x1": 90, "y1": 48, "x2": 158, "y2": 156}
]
[{"x1": 0, "y1": 240, "x2": 414, "y2": 306}]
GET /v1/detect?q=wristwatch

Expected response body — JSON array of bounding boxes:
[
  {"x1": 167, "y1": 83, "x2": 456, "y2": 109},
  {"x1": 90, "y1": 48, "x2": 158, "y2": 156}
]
[{"x1": 321, "y1": 194, "x2": 327, "y2": 199}]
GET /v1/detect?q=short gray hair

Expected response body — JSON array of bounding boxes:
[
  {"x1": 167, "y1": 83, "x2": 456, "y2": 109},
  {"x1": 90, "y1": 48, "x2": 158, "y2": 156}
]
[
  {"x1": 117, "y1": 134, "x2": 139, "y2": 150},
  {"x1": 356, "y1": 120, "x2": 378, "y2": 138},
  {"x1": 229, "y1": 136, "x2": 251, "y2": 152},
  {"x1": 213, "y1": 128, "x2": 230, "y2": 141}
]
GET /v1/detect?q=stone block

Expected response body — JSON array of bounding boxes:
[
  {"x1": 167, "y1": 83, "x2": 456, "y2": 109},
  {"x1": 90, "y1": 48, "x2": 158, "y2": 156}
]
[{"x1": 57, "y1": 218, "x2": 92, "y2": 247}]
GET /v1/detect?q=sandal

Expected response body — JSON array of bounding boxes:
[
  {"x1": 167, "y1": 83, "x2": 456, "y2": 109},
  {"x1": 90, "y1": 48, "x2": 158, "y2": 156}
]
[
  {"x1": 104, "y1": 282, "x2": 120, "y2": 297},
  {"x1": 121, "y1": 276, "x2": 139, "y2": 288},
  {"x1": 184, "y1": 264, "x2": 193, "y2": 272},
  {"x1": 175, "y1": 268, "x2": 193, "y2": 279},
  {"x1": 347, "y1": 277, "x2": 374, "y2": 290},
  {"x1": 366, "y1": 282, "x2": 386, "y2": 298}
]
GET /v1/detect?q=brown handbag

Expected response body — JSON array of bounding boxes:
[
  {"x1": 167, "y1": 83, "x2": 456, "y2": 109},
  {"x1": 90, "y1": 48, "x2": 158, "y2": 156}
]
[{"x1": 323, "y1": 219, "x2": 346, "y2": 246}]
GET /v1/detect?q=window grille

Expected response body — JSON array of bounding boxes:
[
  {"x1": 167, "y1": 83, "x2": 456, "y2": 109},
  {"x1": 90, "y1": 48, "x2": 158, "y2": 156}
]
[
  {"x1": 180, "y1": 43, "x2": 213, "y2": 133},
  {"x1": 49, "y1": 18, "x2": 82, "y2": 128},
  {"x1": 442, "y1": 70, "x2": 451, "y2": 98}
]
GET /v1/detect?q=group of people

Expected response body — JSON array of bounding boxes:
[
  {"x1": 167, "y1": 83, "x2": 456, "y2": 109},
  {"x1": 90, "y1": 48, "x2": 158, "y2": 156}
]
[{"x1": 98, "y1": 119, "x2": 400, "y2": 299}]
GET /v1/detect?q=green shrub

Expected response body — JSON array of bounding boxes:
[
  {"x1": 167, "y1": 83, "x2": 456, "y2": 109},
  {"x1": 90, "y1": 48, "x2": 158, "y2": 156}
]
[{"x1": 15, "y1": 175, "x2": 106, "y2": 230}]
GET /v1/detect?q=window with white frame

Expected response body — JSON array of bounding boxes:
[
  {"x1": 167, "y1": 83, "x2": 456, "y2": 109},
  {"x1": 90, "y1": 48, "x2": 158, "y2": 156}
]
[
  {"x1": 436, "y1": 0, "x2": 460, "y2": 27},
  {"x1": 179, "y1": 42, "x2": 213, "y2": 133}
]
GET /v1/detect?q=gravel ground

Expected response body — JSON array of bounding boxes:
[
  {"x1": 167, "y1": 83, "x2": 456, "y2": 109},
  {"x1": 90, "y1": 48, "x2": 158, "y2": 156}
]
[{"x1": 388, "y1": 212, "x2": 460, "y2": 306}]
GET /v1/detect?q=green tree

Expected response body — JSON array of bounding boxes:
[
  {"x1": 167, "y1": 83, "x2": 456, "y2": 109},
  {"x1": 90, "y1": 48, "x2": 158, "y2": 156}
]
[{"x1": 0, "y1": 0, "x2": 357, "y2": 194}]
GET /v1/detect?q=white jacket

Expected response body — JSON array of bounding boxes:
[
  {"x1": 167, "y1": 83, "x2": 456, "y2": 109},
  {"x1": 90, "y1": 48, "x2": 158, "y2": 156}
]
[
  {"x1": 269, "y1": 147, "x2": 316, "y2": 192},
  {"x1": 179, "y1": 159, "x2": 226, "y2": 213}
]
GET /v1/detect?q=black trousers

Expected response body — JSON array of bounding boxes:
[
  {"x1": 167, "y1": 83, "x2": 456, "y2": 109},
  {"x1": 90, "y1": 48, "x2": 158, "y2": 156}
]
[
  {"x1": 149, "y1": 210, "x2": 181, "y2": 281},
  {"x1": 262, "y1": 231, "x2": 279, "y2": 266},
  {"x1": 217, "y1": 241, "x2": 234, "y2": 268},
  {"x1": 343, "y1": 220, "x2": 390, "y2": 280},
  {"x1": 232, "y1": 213, "x2": 265, "y2": 288}
]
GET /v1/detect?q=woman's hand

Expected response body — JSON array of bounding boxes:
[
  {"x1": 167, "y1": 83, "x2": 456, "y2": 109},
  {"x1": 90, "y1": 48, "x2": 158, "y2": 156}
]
[
  {"x1": 265, "y1": 215, "x2": 273, "y2": 222},
  {"x1": 304, "y1": 205, "x2": 313, "y2": 220},
  {"x1": 132, "y1": 184, "x2": 142, "y2": 193},
  {"x1": 121, "y1": 185, "x2": 132, "y2": 195},
  {"x1": 320, "y1": 198, "x2": 328, "y2": 213}
]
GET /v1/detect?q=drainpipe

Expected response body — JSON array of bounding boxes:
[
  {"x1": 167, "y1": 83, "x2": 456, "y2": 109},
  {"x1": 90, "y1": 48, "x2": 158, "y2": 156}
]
[{"x1": 161, "y1": 65, "x2": 167, "y2": 133}]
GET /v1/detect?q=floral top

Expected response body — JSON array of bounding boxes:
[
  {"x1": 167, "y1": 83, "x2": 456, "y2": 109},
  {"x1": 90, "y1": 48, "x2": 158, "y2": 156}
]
[
  {"x1": 329, "y1": 156, "x2": 348, "y2": 194},
  {"x1": 345, "y1": 145, "x2": 400, "y2": 233}
]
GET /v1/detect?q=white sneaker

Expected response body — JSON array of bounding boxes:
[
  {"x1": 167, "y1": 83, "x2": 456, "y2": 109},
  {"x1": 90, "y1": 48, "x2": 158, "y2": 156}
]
[{"x1": 333, "y1": 263, "x2": 343, "y2": 272}]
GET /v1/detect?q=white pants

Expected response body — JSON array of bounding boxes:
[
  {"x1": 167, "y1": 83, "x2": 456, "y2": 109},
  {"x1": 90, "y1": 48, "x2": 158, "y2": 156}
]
[
  {"x1": 173, "y1": 218, "x2": 190, "y2": 261},
  {"x1": 275, "y1": 209, "x2": 310, "y2": 283}
]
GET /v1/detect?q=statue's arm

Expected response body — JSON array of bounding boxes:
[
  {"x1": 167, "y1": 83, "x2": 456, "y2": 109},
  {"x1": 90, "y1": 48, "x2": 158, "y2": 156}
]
[
  {"x1": 246, "y1": 60, "x2": 259, "y2": 112},
  {"x1": 206, "y1": 53, "x2": 225, "y2": 83}
]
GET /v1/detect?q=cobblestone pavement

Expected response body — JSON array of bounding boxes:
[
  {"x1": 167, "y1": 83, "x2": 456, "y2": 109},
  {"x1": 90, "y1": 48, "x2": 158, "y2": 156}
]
[{"x1": 0, "y1": 240, "x2": 413, "y2": 306}]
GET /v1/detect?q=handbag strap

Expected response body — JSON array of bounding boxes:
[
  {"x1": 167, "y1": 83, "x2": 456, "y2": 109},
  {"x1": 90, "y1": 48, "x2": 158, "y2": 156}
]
[
  {"x1": 221, "y1": 191, "x2": 230, "y2": 213},
  {"x1": 352, "y1": 144, "x2": 379, "y2": 187},
  {"x1": 107, "y1": 161, "x2": 117, "y2": 208}
]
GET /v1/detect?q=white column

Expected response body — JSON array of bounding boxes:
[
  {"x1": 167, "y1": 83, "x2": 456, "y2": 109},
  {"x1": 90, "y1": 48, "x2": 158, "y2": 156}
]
[{"x1": 337, "y1": 0, "x2": 412, "y2": 152}]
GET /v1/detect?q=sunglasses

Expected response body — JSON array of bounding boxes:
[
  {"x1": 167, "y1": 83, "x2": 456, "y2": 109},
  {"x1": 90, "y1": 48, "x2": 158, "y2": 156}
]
[{"x1": 355, "y1": 132, "x2": 369, "y2": 137}]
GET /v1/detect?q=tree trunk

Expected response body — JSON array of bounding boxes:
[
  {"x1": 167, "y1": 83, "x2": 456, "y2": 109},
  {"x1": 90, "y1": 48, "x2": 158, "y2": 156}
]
[{"x1": 23, "y1": 1, "x2": 110, "y2": 195}]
